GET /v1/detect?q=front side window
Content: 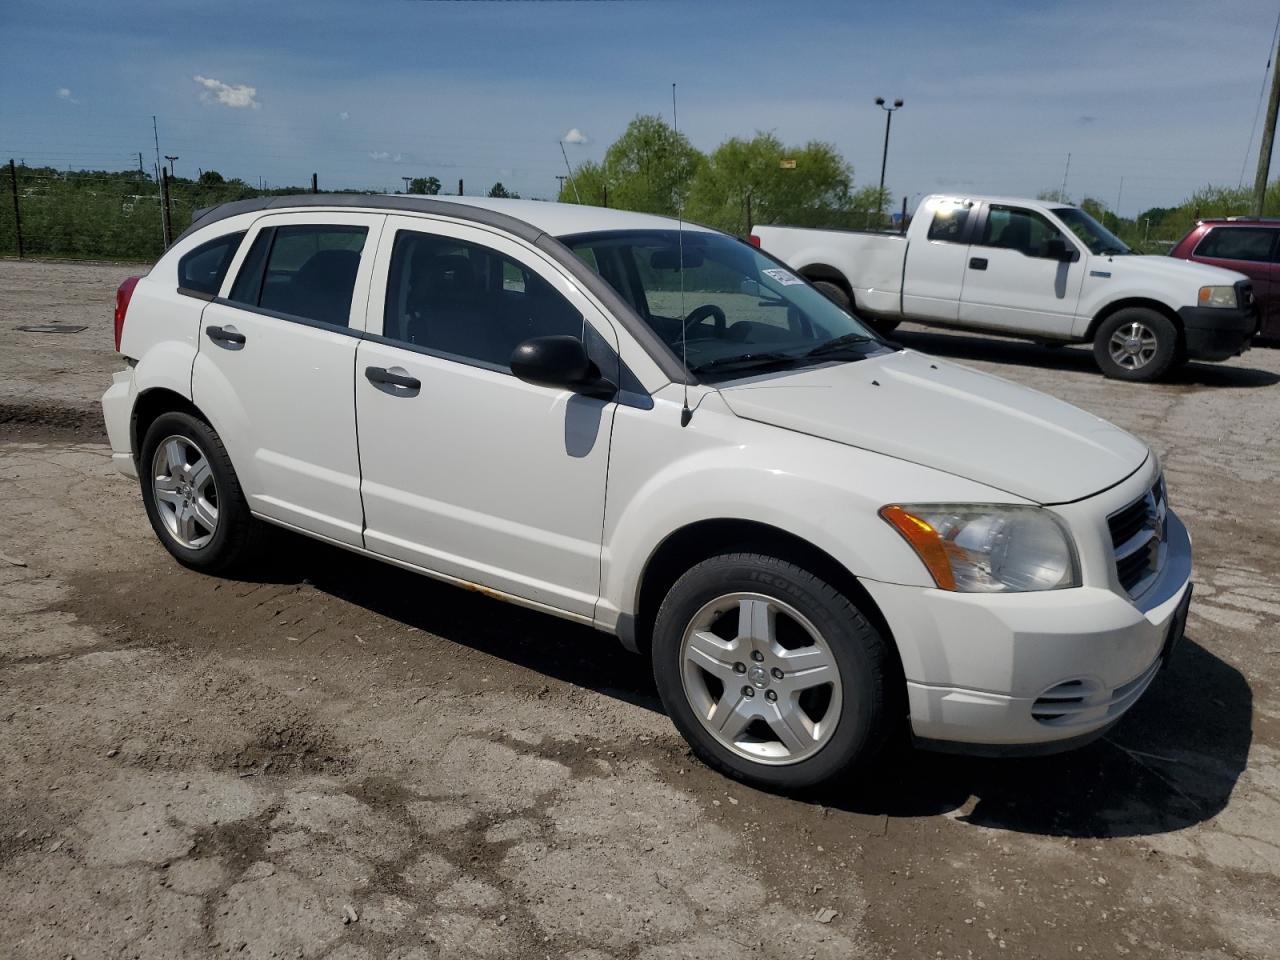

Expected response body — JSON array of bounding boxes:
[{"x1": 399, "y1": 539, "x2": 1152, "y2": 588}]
[
  {"x1": 178, "y1": 231, "x2": 245, "y2": 296},
  {"x1": 381, "y1": 231, "x2": 583, "y2": 369},
  {"x1": 979, "y1": 206, "x2": 1069, "y2": 258},
  {"x1": 561, "y1": 229, "x2": 889, "y2": 382},
  {"x1": 228, "y1": 224, "x2": 367, "y2": 327},
  {"x1": 1194, "y1": 226, "x2": 1276, "y2": 263}
]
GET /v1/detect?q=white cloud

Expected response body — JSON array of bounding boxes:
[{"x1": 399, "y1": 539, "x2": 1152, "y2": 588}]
[
  {"x1": 193, "y1": 75, "x2": 260, "y2": 109},
  {"x1": 368, "y1": 151, "x2": 410, "y2": 163},
  {"x1": 562, "y1": 128, "x2": 588, "y2": 145},
  {"x1": 338, "y1": 111, "x2": 350, "y2": 121},
  {"x1": 56, "y1": 87, "x2": 79, "y2": 104}
]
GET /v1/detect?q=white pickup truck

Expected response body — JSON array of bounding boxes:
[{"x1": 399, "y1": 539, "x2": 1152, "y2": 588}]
[{"x1": 752, "y1": 195, "x2": 1259, "y2": 380}]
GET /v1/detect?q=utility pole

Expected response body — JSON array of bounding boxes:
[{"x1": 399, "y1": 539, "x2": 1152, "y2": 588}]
[
  {"x1": 458, "y1": 178, "x2": 464, "y2": 196},
  {"x1": 1115, "y1": 176, "x2": 1124, "y2": 221},
  {"x1": 401, "y1": 176, "x2": 413, "y2": 194},
  {"x1": 160, "y1": 169, "x2": 173, "y2": 249},
  {"x1": 1253, "y1": 28, "x2": 1280, "y2": 217},
  {"x1": 9, "y1": 159, "x2": 24, "y2": 259},
  {"x1": 555, "y1": 175, "x2": 566, "y2": 196},
  {"x1": 1060, "y1": 152, "x2": 1071, "y2": 202},
  {"x1": 137, "y1": 152, "x2": 145, "y2": 177},
  {"x1": 164, "y1": 155, "x2": 179, "y2": 179},
  {"x1": 559, "y1": 140, "x2": 581, "y2": 203},
  {"x1": 311, "y1": 172, "x2": 318, "y2": 194}
]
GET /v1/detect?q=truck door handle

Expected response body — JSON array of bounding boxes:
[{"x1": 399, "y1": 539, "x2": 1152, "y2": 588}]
[
  {"x1": 365, "y1": 366, "x2": 421, "y2": 391},
  {"x1": 969, "y1": 257, "x2": 988, "y2": 270},
  {"x1": 205, "y1": 324, "x2": 246, "y2": 346}
]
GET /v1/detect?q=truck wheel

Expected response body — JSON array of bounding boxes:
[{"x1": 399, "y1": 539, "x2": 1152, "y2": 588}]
[
  {"x1": 811, "y1": 280, "x2": 900, "y2": 336},
  {"x1": 651, "y1": 553, "x2": 894, "y2": 791},
  {"x1": 1093, "y1": 308, "x2": 1177, "y2": 381},
  {"x1": 139, "y1": 411, "x2": 263, "y2": 574}
]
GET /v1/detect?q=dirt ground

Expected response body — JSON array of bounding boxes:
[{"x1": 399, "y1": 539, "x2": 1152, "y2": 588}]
[{"x1": 1, "y1": 257, "x2": 1278, "y2": 960}]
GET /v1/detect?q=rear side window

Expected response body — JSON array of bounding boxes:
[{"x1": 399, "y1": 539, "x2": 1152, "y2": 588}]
[
  {"x1": 1194, "y1": 227, "x2": 1276, "y2": 263},
  {"x1": 178, "y1": 232, "x2": 245, "y2": 297},
  {"x1": 926, "y1": 202, "x2": 971, "y2": 242},
  {"x1": 227, "y1": 225, "x2": 367, "y2": 327}
]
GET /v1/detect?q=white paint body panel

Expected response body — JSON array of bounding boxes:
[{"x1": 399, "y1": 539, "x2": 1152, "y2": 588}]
[{"x1": 103, "y1": 197, "x2": 1195, "y2": 754}]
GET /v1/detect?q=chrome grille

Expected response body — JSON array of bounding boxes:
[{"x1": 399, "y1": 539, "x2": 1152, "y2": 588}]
[{"x1": 1107, "y1": 475, "x2": 1167, "y2": 597}]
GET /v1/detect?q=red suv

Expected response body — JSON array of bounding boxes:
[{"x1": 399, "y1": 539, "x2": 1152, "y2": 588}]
[{"x1": 1171, "y1": 219, "x2": 1279, "y2": 340}]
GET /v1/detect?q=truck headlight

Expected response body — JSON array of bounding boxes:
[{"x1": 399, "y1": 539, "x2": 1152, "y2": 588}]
[
  {"x1": 880, "y1": 504, "x2": 1079, "y2": 592},
  {"x1": 1198, "y1": 285, "x2": 1237, "y2": 309}
]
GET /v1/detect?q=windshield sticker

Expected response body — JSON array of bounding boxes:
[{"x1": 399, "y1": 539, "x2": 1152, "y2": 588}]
[{"x1": 761, "y1": 267, "x2": 804, "y2": 287}]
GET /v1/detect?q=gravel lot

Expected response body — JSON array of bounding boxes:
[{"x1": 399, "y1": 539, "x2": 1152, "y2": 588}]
[{"x1": 1, "y1": 257, "x2": 1278, "y2": 960}]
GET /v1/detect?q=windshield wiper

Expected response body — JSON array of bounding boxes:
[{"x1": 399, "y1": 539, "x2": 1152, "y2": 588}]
[
  {"x1": 688, "y1": 351, "x2": 799, "y2": 374},
  {"x1": 804, "y1": 332, "x2": 877, "y2": 357}
]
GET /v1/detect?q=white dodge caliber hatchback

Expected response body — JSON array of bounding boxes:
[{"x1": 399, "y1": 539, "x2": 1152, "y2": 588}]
[{"x1": 102, "y1": 195, "x2": 1193, "y2": 790}]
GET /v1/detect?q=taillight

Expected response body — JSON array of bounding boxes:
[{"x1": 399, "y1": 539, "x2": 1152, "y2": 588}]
[
  {"x1": 748, "y1": 234, "x2": 761, "y2": 247},
  {"x1": 114, "y1": 276, "x2": 141, "y2": 353}
]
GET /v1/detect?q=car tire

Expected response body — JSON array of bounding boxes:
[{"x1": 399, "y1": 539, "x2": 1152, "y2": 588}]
[
  {"x1": 139, "y1": 411, "x2": 263, "y2": 574},
  {"x1": 1093, "y1": 308, "x2": 1178, "y2": 381},
  {"x1": 651, "y1": 553, "x2": 894, "y2": 791}
]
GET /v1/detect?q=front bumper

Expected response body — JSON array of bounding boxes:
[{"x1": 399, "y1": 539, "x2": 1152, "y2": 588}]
[
  {"x1": 1178, "y1": 304, "x2": 1258, "y2": 361},
  {"x1": 860, "y1": 498, "x2": 1193, "y2": 754}
]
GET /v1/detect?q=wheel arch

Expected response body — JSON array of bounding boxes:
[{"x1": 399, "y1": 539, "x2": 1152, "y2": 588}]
[
  {"x1": 131, "y1": 387, "x2": 206, "y2": 464},
  {"x1": 796, "y1": 263, "x2": 854, "y2": 301},
  {"x1": 1086, "y1": 298, "x2": 1183, "y2": 344},
  {"x1": 626, "y1": 517, "x2": 907, "y2": 707}
]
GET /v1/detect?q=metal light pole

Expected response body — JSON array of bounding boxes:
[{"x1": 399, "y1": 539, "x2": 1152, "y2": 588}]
[{"x1": 874, "y1": 97, "x2": 904, "y2": 228}]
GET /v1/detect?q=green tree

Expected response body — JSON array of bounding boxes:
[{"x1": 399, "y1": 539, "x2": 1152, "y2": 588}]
[
  {"x1": 559, "y1": 161, "x2": 609, "y2": 206},
  {"x1": 487, "y1": 181, "x2": 518, "y2": 199},
  {"x1": 558, "y1": 115, "x2": 703, "y2": 216},
  {"x1": 685, "y1": 133, "x2": 867, "y2": 235},
  {"x1": 408, "y1": 176, "x2": 441, "y2": 195}
]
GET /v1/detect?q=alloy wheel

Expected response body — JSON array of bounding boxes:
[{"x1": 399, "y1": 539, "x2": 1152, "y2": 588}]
[
  {"x1": 1108, "y1": 321, "x2": 1158, "y2": 370},
  {"x1": 680, "y1": 592, "x2": 843, "y2": 765},
  {"x1": 151, "y1": 435, "x2": 219, "y2": 549}
]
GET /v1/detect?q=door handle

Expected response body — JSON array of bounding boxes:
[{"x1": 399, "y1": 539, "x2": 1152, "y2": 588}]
[
  {"x1": 205, "y1": 324, "x2": 247, "y2": 346},
  {"x1": 365, "y1": 366, "x2": 421, "y2": 391},
  {"x1": 969, "y1": 257, "x2": 988, "y2": 270}
]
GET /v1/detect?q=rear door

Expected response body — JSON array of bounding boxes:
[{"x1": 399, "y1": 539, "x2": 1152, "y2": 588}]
[
  {"x1": 1190, "y1": 225, "x2": 1276, "y2": 336},
  {"x1": 354, "y1": 215, "x2": 621, "y2": 616},
  {"x1": 192, "y1": 211, "x2": 384, "y2": 545},
  {"x1": 957, "y1": 203, "x2": 1083, "y2": 336},
  {"x1": 901, "y1": 197, "x2": 976, "y2": 321}
]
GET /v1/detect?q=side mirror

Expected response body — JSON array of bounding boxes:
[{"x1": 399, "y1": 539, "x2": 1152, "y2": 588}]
[
  {"x1": 510, "y1": 335, "x2": 617, "y2": 399},
  {"x1": 1046, "y1": 238, "x2": 1078, "y2": 262}
]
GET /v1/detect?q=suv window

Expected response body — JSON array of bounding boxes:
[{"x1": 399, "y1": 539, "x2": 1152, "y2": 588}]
[
  {"x1": 926, "y1": 202, "x2": 971, "y2": 242},
  {"x1": 1194, "y1": 226, "x2": 1276, "y2": 263},
  {"x1": 978, "y1": 205, "x2": 1069, "y2": 258},
  {"x1": 228, "y1": 225, "x2": 368, "y2": 327},
  {"x1": 178, "y1": 232, "x2": 246, "y2": 296},
  {"x1": 382, "y1": 230, "x2": 583, "y2": 369}
]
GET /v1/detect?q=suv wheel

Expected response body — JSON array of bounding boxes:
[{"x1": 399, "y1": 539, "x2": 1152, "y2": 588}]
[
  {"x1": 1093, "y1": 308, "x2": 1177, "y2": 381},
  {"x1": 139, "y1": 411, "x2": 262, "y2": 573},
  {"x1": 652, "y1": 553, "x2": 894, "y2": 791}
]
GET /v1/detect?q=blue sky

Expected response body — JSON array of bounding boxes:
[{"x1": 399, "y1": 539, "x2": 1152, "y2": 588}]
[{"x1": 2, "y1": 0, "x2": 1276, "y2": 216}]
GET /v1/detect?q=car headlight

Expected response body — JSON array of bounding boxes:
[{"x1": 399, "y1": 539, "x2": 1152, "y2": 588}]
[
  {"x1": 1198, "y1": 285, "x2": 1237, "y2": 309},
  {"x1": 880, "y1": 504, "x2": 1079, "y2": 593}
]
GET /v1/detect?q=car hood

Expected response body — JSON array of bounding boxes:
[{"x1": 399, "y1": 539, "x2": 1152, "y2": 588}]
[
  {"x1": 717, "y1": 350, "x2": 1149, "y2": 504},
  {"x1": 1102, "y1": 253, "x2": 1247, "y2": 287}
]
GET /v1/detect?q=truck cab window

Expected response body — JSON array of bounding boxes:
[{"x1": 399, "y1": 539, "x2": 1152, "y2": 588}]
[{"x1": 980, "y1": 206, "x2": 1067, "y2": 259}]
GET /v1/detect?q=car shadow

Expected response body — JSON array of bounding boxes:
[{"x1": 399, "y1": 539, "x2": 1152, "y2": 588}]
[
  {"x1": 891, "y1": 328, "x2": 1280, "y2": 388},
  {"x1": 252, "y1": 533, "x2": 1251, "y2": 840}
]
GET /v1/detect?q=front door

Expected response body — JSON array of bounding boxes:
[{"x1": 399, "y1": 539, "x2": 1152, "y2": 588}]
[
  {"x1": 354, "y1": 216, "x2": 618, "y2": 617},
  {"x1": 192, "y1": 212, "x2": 384, "y2": 545},
  {"x1": 957, "y1": 203, "x2": 1083, "y2": 337}
]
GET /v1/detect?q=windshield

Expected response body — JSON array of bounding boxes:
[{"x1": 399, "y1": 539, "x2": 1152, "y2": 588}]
[
  {"x1": 558, "y1": 229, "x2": 889, "y2": 381},
  {"x1": 1052, "y1": 207, "x2": 1131, "y2": 256}
]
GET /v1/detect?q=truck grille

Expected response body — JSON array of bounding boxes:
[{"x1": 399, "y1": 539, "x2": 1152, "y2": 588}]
[{"x1": 1108, "y1": 476, "x2": 1167, "y2": 597}]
